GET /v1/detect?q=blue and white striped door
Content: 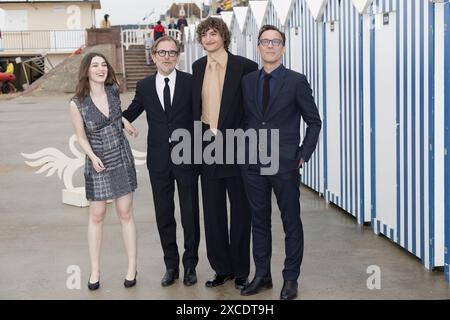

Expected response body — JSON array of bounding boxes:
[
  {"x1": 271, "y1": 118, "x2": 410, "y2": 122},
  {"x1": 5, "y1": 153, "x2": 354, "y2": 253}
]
[
  {"x1": 298, "y1": 0, "x2": 322, "y2": 194},
  {"x1": 370, "y1": 8, "x2": 398, "y2": 241},
  {"x1": 288, "y1": 26, "x2": 303, "y2": 73},
  {"x1": 444, "y1": 0, "x2": 450, "y2": 284},
  {"x1": 323, "y1": 18, "x2": 342, "y2": 207}
]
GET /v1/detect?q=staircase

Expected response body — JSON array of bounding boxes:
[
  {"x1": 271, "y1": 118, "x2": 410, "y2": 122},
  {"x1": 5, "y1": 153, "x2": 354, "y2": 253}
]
[{"x1": 124, "y1": 45, "x2": 157, "y2": 91}]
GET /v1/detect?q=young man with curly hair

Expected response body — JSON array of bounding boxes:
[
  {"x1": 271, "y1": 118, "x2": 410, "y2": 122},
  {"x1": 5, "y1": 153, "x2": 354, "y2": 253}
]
[{"x1": 192, "y1": 17, "x2": 258, "y2": 290}]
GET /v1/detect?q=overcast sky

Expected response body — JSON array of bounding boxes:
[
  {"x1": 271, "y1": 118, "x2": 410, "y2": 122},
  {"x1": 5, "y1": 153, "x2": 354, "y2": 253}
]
[
  {"x1": 0, "y1": 0, "x2": 211, "y2": 29},
  {"x1": 95, "y1": 0, "x2": 210, "y2": 26}
]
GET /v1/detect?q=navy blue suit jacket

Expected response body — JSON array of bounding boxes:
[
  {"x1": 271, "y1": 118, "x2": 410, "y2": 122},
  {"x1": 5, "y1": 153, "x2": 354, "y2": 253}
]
[{"x1": 241, "y1": 65, "x2": 322, "y2": 174}]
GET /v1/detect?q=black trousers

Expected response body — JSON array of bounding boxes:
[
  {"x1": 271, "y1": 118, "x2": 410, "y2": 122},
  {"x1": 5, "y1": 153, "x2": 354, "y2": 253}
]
[
  {"x1": 149, "y1": 167, "x2": 200, "y2": 270},
  {"x1": 241, "y1": 169, "x2": 304, "y2": 281},
  {"x1": 201, "y1": 174, "x2": 251, "y2": 278}
]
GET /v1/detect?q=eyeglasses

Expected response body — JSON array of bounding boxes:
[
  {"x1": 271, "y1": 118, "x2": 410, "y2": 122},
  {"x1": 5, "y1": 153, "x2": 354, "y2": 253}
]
[
  {"x1": 156, "y1": 50, "x2": 179, "y2": 57},
  {"x1": 258, "y1": 39, "x2": 284, "y2": 47}
]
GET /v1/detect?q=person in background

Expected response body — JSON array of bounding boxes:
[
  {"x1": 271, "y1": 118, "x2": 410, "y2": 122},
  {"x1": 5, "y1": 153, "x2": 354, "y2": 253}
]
[
  {"x1": 1, "y1": 59, "x2": 17, "y2": 93},
  {"x1": 216, "y1": 5, "x2": 224, "y2": 15},
  {"x1": 100, "y1": 14, "x2": 111, "y2": 28},
  {"x1": 153, "y1": 21, "x2": 165, "y2": 41},
  {"x1": 5, "y1": 60, "x2": 14, "y2": 74},
  {"x1": 168, "y1": 18, "x2": 178, "y2": 30},
  {"x1": 177, "y1": 15, "x2": 188, "y2": 31},
  {"x1": 144, "y1": 32, "x2": 154, "y2": 65}
]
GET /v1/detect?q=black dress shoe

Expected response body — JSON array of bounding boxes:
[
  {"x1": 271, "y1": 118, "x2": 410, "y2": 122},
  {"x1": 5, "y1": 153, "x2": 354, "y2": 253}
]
[
  {"x1": 234, "y1": 277, "x2": 249, "y2": 290},
  {"x1": 161, "y1": 268, "x2": 179, "y2": 287},
  {"x1": 183, "y1": 268, "x2": 197, "y2": 286},
  {"x1": 240, "y1": 276, "x2": 272, "y2": 296},
  {"x1": 88, "y1": 275, "x2": 100, "y2": 291},
  {"x1": 205, "y1": 274, "x2": 234, "y2": 288},
  {"x1": 280, "y1": 280, "x2": 298, "y2": 300},
  {"x1": 124, "y1": 271, "x2": 137, "y2": 288}
]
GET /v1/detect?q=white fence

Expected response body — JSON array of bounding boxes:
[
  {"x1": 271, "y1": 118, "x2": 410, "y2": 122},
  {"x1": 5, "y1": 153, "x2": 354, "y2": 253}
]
[
  {"x1": 183, "y1": 0, "x2": 450, "y2": 284},
  {"x1": 121, "y1": 28, "x2": 182, "y2": 50},
  {"x1": 0, "y1": 30, "x2": 86, "y2": 52}
]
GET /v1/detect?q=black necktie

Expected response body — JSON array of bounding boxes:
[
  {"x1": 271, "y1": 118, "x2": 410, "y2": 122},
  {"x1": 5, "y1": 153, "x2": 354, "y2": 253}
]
[
  {"x1": 262, "y1": 73, "x2": 272, "y2": 116},
  {"x1": 164, "y1": 77, "x2": 171, "y2": 117}
]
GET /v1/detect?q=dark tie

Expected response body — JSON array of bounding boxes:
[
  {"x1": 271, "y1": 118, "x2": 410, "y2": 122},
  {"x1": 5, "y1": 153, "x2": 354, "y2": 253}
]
[
  {"x1": 262, "y1": 73, "x2": 272, "y2": 116},
  {"x1": 164, "y1": 77, "x2": 171, "y2": 117}
]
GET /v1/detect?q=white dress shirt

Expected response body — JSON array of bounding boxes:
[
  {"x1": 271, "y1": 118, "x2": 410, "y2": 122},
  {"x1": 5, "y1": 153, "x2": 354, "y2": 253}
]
[{"x1": 155, "y1": 69, "x2": 177, "y2": 110}]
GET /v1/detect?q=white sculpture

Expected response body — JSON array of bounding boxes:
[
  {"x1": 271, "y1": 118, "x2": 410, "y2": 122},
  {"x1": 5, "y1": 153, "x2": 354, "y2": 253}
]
[{"x1": 22, "y1": 134, "x2": 147, "y2": 207}]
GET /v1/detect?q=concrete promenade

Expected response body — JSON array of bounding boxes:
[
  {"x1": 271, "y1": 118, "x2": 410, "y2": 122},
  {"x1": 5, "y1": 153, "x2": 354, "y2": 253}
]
[{"x1": 0, "y1": 93, "x2": 449, "y2": 300}]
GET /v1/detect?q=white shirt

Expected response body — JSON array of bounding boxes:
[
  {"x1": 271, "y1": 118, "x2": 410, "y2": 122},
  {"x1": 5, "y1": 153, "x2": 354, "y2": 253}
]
[{"x1": 155, "y1": 69, "x2": 176, "y2": 110}]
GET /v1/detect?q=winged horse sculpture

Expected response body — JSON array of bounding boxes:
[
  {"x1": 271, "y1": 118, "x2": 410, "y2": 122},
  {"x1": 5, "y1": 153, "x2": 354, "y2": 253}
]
[{"x1": 21, "y1": 134, "x2": 147, "y2": 206}]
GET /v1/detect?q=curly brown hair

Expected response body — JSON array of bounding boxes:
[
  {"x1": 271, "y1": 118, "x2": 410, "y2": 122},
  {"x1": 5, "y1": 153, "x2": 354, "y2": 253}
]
[
  {"x1": 75, "y1": 52, "x2": 118, "y2": 101},
  {"x1": 196, "y1": 17, "x2": 231, "y2": 50}
]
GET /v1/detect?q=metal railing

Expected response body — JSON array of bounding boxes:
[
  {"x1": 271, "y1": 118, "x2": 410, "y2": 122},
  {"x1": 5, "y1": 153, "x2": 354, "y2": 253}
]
[
  {"x1": 0, "y1": 30, "x2": 86, "y2": 52},
  {"x1": 122, "y1": 28, "x2": 182, "y2": 50}
]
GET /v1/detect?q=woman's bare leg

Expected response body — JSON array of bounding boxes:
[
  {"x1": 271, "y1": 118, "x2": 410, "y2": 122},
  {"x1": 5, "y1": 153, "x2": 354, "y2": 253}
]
[
  {"x1": 88, "y1": 200, "x2": 107, "y2": 283},
  {"x1": 115, "y1": 193, "x2": 138, "y2": 280}
]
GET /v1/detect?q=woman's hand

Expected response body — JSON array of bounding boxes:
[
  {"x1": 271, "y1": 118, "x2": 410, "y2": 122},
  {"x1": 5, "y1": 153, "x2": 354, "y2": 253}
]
[
  {"x1": 125, "y1": 122, "x2": 139, "y2": 138},
  {"x1": 90, "y1": 154, "x2": 106, "y2": 173},
  {"x1": 122, "y1": 117, "x2": 139, "y2": 138}
]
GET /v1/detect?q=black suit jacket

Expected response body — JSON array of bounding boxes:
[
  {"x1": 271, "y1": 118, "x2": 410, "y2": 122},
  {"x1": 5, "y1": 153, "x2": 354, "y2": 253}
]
[
  {"x1": 192, "y1": 51, "x2": 258, "y2": 178},
  {"x1": 122, "y1": 70, "x2": 194, "y2": 174},
  {"x1": 241, "y1": 65, "x2": 322, "y2": 174}
]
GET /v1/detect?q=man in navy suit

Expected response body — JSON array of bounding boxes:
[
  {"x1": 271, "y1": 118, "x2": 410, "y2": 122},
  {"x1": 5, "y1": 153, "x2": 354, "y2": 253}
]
[
  {"x1": 122, "y1": 36, "x2": 200, "y2": 288},
  {"x1": 240, "y1": 25, "x2": 322, "y2": 300}
]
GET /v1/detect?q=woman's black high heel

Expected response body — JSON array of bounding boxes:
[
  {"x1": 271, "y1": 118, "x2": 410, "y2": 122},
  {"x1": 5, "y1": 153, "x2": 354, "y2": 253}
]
[
  {"x1": 124, "y1": 271, "x2": 137, "y2": 288},
  {"x1": 88, "y1": 275, "x2": 100, "y2": 291}
]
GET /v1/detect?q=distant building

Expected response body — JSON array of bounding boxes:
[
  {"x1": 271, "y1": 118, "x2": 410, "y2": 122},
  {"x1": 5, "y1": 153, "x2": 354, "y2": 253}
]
[
  {"x1": 167, "y1": 2, "x2": 207, "y2": 22},
  {"x1": 0, "y1": 0, "x2": 101, "y2": 87},
  {"x1": 0, "y1": 0, "x2": 100, "y2": 31}
]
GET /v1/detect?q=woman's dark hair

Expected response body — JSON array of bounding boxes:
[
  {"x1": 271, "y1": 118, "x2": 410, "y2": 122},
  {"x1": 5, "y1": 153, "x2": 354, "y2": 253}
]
[
  {"x1": 75, "y1": 52, "x2": 118, "y2": 101},
  {"x1": 196, "y1": 17, "x2": 231, "y2": 50},
  {"x1": 104, "y1": 14, "x2": 109, "y2": 21}
]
